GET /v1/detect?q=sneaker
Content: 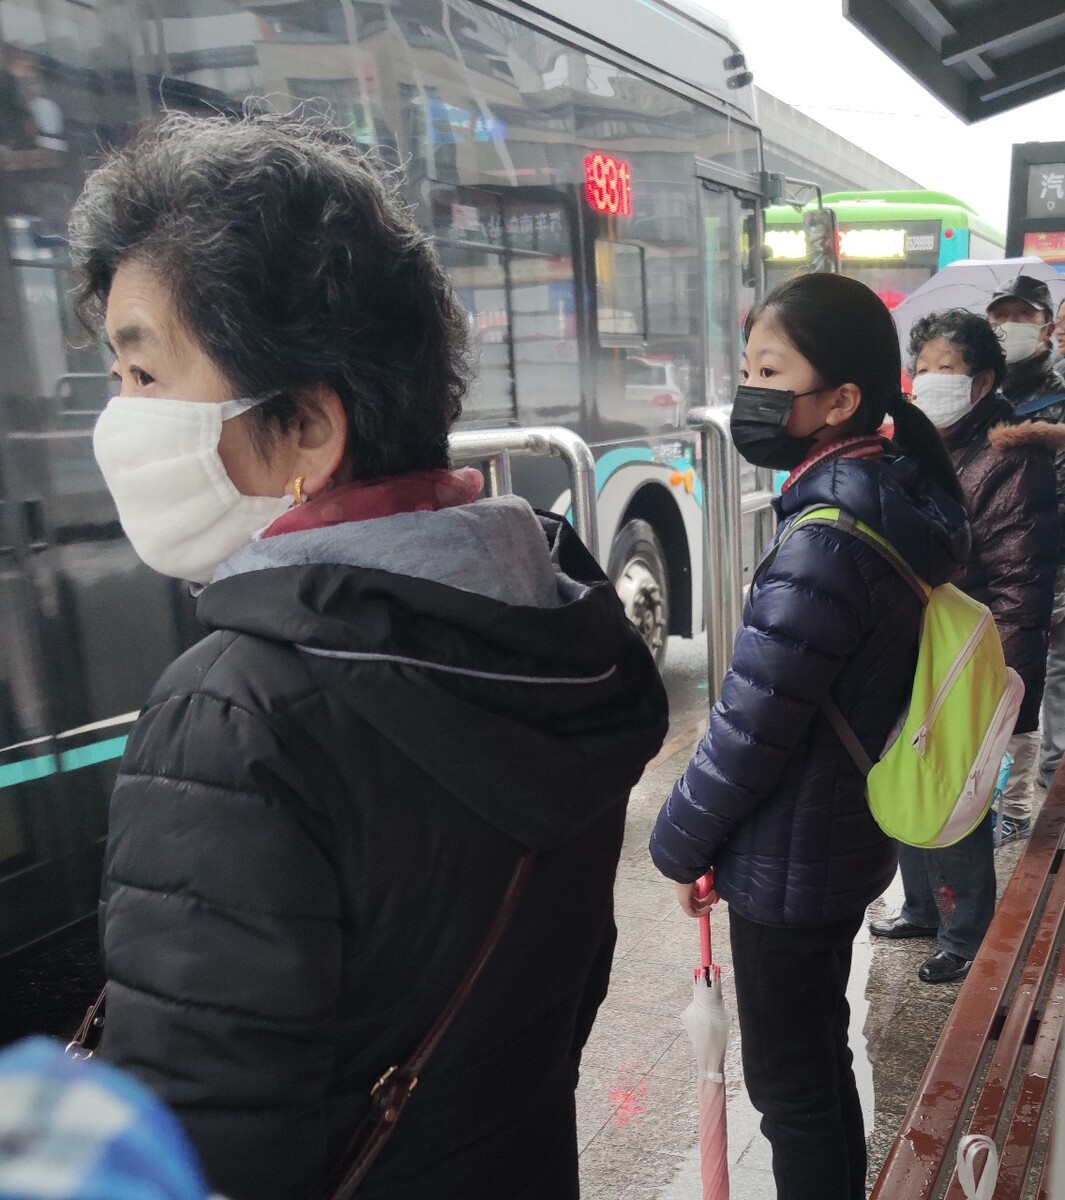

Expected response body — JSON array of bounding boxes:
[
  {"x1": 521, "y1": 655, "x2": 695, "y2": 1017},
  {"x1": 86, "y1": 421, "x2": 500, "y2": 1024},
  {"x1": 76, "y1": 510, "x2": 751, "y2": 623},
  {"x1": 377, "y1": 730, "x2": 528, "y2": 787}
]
[{"x1": 991, "y1": 811, "x2": 1032, "y2": 847}]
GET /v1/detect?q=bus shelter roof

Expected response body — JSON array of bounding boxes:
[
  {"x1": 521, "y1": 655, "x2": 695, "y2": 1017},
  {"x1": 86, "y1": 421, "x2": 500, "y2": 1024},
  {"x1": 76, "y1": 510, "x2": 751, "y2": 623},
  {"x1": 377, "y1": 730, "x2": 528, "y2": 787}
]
[{"x1": 844, "y1": 0, "x2": 1065, "y2": 123}]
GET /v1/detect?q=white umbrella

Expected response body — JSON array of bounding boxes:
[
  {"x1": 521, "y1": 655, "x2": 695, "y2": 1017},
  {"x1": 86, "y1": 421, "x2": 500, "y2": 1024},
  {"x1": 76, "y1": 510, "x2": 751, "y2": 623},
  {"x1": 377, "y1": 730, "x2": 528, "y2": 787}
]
[{"x1": 892, "y1": 257, "x2": 1065, "y2": 359}]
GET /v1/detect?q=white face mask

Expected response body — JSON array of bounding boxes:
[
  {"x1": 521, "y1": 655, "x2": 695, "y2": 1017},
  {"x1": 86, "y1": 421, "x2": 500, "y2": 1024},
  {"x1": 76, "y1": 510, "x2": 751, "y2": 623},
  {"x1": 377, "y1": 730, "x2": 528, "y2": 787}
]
[
  {"x1": 93, "y1": 395, "x2": 293, "y2": 584},
  {"x1": 911, "y1": 372, "x2": 974, "y2": 429},
  {"x1": 996, "y1": 321, "x2": 1046, "y2": 365}
]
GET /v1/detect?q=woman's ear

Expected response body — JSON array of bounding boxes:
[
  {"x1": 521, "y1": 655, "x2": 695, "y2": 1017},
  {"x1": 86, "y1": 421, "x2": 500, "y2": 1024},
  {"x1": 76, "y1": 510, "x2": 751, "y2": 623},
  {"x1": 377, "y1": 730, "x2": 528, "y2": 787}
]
[
  {"x1": 290, "y1": 386, "x2": 350, "y2": 497},
  {"x1": 969, "y1": 368, "x2": 995, "y2": 405},
  {"x1": 826, "y1": 382, "x2": 862, "y2": 426}
]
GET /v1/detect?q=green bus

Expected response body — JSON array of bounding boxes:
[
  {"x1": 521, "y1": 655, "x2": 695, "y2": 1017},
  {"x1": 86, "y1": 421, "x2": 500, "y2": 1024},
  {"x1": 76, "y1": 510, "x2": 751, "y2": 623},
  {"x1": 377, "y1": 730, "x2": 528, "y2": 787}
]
[{"x1": 764, "y1": 190, "x2": 1005, "y2": 310}]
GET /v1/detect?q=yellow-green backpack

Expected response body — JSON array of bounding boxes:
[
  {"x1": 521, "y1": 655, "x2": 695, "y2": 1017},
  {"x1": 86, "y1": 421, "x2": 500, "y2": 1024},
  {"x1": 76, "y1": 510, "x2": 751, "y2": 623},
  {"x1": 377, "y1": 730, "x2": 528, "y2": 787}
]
[{"x1": 764, "y1": 507, "x2": 1023, "y2": 848}]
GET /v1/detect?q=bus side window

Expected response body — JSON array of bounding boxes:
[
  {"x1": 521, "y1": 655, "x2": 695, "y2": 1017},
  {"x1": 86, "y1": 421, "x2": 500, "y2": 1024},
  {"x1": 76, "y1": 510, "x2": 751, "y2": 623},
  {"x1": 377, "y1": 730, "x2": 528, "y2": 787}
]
[
  {"x1": 595, "y1": 241, "x2": 646, "y2": 346},
  {"x1": 432, "y1": 185, "x2": 516, "y2": 424}
]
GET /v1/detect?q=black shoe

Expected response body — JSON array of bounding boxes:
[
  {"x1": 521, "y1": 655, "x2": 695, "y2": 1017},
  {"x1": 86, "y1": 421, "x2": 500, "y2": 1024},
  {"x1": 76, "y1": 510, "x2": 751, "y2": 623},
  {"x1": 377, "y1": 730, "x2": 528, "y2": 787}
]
[
  {"x1": 869, "y1": 915, "x2": 938, "y2": 939},
  {"x1": 918, "y1": 950, "x2": 972, "y2": 984}
]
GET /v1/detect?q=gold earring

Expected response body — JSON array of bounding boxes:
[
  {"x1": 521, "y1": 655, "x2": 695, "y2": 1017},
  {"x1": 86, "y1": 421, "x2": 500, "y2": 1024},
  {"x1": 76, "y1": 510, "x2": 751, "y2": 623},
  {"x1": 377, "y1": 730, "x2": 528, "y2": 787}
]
[{"x1": 293, "y1": 476, "x2": 307, "y2": 505}]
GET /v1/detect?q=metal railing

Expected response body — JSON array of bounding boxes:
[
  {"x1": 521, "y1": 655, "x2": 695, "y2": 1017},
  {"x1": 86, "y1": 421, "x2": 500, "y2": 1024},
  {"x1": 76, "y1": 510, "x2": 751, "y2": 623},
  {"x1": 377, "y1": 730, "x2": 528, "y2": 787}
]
[
  {"x1": 450, "y1": 426, "x2": 600, "y2": 563},
  {"x1": 452, "y1": 417, "x2": 771, "y2": 698},
  {"x1": 687, "y1": 406, "x2": 776, "y2": 703}
]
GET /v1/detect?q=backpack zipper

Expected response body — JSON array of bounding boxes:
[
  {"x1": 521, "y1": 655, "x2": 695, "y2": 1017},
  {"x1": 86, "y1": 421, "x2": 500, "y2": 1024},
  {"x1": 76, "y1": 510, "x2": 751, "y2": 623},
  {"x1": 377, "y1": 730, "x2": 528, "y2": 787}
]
[
  {"x1": 912, "y1": 608, "x2": 993, "y2": 755},
  {"x1": 962, "y1": 677, "x2": 1020, "y2": 802}
]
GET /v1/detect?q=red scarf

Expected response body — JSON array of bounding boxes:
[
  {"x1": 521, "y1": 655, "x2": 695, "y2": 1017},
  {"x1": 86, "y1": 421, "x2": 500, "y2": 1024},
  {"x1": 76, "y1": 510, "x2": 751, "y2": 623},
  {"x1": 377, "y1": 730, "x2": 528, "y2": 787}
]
[
  {"x1": 261, "y1": 467, "x2": 484, "y2": 538},
  {"x1": 780, "y1": 435, "x2": 887, "y2": 495}
]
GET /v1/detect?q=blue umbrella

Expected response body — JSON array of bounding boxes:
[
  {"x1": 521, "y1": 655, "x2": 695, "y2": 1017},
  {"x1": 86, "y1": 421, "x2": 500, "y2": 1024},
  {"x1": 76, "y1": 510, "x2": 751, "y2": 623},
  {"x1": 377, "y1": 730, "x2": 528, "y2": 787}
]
[{"x1": 0, "y1": 1037, "x2": 218, "y2": 1200}]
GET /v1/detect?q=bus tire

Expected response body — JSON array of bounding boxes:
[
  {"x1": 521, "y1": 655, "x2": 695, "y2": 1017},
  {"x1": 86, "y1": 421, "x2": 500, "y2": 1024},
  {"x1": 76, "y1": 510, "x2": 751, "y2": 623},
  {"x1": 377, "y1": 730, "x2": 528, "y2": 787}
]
[{"x1": 608, "y1": 519, "x2": 670, "y2": 669}]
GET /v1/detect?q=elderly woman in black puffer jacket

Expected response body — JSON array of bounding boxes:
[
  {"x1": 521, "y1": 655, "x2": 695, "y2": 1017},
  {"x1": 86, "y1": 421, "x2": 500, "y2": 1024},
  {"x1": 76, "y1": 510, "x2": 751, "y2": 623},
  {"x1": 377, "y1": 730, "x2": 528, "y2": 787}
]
[
  {"x1": 69, "y1": 112, "x2": 668, "y2": 1200},
  {"x1": 650, "y1": 274, "x2": 969, "y2": 1200}
]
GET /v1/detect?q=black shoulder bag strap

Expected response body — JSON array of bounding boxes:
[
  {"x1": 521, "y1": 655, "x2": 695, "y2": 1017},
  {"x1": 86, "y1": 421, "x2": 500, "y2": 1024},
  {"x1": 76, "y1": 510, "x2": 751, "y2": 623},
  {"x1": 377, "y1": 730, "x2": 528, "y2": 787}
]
[
  {"x1": 754, "y1": 507, "x2": 928, "y2": 778},
  {"x1": 326, "y1": 849, "x2": 537, "y2": 1200}
]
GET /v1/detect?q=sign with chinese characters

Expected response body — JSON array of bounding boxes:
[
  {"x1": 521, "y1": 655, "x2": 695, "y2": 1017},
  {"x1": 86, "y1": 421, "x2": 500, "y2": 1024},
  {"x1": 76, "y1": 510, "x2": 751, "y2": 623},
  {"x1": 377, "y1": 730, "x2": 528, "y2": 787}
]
[
  {"x1": 1027, "y1": 165, "x2": 1065, "y2": 218},
  {"x1": 583, "y1": 154, "x2": 632, "y2": 217}
]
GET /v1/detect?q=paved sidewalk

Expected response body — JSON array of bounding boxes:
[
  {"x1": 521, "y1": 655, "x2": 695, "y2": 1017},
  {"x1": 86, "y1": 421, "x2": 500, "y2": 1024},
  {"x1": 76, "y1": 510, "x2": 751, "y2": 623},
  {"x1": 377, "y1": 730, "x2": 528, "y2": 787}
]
[{"x1": 576, "y1": 732, "x2": 1032, "y2": 1199}]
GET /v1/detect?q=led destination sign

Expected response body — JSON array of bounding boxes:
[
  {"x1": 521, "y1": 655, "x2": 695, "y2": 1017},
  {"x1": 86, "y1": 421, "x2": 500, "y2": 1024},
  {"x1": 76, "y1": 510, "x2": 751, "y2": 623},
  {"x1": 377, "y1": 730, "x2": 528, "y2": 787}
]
[
  {"x1": 765, "y1": 220, "x2": 942, "y2": 265},
  {"x1": 584, "y1": 153, "x2": 632, "y2": 217}
]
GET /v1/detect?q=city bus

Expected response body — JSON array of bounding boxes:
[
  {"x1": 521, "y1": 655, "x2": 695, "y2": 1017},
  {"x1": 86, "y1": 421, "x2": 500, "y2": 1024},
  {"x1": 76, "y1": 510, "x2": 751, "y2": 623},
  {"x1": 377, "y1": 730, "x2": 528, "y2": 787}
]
[
  {"x1": 0, "y1": 0, "x2": 767, "y2": 957},
  {"x1": 764, "y1": 189, "x2": 1005, "y2": 309}
]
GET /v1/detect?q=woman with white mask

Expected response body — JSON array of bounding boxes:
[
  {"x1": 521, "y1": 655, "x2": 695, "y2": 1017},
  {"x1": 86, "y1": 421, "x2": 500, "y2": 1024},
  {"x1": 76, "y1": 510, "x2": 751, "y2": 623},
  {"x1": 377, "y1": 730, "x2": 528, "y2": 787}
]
[
  {"x1": 69, "y1": 110, "x2": 669, "y2": 1200},
  {"x1": 872, "y1": 309, "x2": 1061, "y2": 983}
]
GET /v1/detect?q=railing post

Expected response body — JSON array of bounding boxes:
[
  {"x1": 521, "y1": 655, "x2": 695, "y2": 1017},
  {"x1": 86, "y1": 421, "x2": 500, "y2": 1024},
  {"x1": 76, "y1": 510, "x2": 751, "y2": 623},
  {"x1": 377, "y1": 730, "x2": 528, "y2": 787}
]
[
  {"x1": 688, "y1": 407, "x2": 742, "y2": 703},
  {"x1": 449, "y1": 426, "x2": 600, "y2": 564},
  {"x1": 687, "y1": 406, "x2": 776, "y2": 704}
]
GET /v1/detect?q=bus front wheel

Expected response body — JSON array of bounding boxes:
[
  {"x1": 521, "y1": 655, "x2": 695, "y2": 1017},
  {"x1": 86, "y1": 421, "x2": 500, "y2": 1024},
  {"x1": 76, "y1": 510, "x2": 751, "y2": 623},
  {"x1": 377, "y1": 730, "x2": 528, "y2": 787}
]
[{"x1": 608, "y1": 519, "x2": 670, "y2": 669}]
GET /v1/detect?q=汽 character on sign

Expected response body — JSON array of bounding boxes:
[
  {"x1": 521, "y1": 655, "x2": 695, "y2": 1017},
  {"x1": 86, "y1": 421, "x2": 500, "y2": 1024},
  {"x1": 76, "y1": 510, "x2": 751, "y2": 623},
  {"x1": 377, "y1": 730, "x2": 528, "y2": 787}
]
[{"x1": 1041, "y1": 172, "x2": 1064, "y2": 211}]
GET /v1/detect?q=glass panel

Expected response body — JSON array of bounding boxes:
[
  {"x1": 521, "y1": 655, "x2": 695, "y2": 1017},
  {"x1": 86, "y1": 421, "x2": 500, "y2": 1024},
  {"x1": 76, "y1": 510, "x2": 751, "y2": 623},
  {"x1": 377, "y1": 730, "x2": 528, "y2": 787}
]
[
  {"x1": 507, "y1": 195, "x2": 580, "y2": 427},
  {"x1": 595, "y1": 241, "x2": 645, "y2": 345},
  {"x1": 701, "y1": 183, "x2": 736, "y2": 406},
  {"x1": 433, "y1": 187, "x2": 515, "y2": 423}
]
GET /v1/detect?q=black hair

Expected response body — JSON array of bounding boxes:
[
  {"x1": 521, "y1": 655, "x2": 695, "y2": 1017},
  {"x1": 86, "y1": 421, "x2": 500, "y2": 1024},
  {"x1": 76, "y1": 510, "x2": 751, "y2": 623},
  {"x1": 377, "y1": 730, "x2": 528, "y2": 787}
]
[
  {"x1": 745, "y1": 273, "x2": 964, "y2": 505},
  {"x1": 68, "y1": 107, "x2": 470, "y2": 480},
  {"x1": 907, "y1": 309, "x2": 1006, "y2": 390}
]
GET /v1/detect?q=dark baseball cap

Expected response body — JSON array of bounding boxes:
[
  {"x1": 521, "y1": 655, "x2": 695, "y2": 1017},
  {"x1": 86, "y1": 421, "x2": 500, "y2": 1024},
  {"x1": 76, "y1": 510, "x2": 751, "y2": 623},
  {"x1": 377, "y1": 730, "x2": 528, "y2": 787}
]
[{"x1": 987, "y1": 274, "x2": 1054, "y2": 318}]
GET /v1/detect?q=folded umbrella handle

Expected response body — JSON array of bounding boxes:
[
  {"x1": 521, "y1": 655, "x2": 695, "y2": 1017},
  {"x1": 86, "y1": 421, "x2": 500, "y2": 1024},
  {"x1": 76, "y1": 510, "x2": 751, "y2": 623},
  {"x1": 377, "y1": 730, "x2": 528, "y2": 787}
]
[{"x1": 694, "y1": 872, "x2": 714, "y2": 969}]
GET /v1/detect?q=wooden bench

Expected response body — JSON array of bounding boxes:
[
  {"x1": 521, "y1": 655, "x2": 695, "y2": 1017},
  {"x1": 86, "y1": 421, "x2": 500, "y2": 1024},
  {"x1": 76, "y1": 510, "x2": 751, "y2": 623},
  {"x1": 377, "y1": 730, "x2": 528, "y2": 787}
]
[{"x1": 870, "y1": 775, "x2": 1065, "y2": 1199}]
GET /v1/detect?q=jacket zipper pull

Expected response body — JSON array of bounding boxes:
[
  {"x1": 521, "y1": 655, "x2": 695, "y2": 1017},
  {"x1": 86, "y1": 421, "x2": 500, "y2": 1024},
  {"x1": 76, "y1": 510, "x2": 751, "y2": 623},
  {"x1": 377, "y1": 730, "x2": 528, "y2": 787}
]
[{"x1": 912, "y1": 726, "x2": 928, "y2": 755}]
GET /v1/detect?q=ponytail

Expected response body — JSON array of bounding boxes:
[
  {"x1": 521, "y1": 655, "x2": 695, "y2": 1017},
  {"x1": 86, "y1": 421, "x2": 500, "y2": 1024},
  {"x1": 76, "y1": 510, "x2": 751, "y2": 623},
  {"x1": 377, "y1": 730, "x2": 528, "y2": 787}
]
[{"x1": 884, "y1": 393, "x2": 965, "y2": 507}]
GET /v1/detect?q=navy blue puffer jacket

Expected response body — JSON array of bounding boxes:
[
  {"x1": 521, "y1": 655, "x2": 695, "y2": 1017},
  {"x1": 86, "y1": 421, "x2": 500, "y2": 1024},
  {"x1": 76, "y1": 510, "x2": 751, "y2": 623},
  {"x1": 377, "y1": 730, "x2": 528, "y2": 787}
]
[{"x1": 650, "y1": 449, "x2": 969, "y2": 927}]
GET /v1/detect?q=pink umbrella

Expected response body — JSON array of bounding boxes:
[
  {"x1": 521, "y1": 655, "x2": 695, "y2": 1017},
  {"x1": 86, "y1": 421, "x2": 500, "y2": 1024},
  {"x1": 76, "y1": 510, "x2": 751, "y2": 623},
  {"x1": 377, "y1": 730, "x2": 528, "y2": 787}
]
[{"x1": 680, "y1": 873, "x2": 730, "y2": 1200}]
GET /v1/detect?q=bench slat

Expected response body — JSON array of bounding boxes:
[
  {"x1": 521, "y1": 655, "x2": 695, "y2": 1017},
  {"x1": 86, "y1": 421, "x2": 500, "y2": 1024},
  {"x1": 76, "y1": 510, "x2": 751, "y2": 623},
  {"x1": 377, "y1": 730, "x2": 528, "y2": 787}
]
[
  {"x1": 940, "y1": 852, "x2": 1065, "y2": 1200},
  {"x1": 997, "y1": 943, "x2": 1065, "y2": 1193},
  {"x1": 870, "y1": 790, "x2": 1065, "y2": 1200}
]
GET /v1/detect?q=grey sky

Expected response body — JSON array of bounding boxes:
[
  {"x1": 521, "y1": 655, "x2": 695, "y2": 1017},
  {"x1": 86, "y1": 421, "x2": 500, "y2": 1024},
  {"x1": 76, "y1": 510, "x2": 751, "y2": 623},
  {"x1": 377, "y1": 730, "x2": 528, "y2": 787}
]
[{"x1": 700, "y1": 0, "x2": 1065, "y2": 231}]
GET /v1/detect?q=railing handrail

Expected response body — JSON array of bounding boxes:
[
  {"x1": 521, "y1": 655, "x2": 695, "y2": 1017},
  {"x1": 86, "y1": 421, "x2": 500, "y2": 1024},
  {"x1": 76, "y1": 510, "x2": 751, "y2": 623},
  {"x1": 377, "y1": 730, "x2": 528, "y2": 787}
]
[{"x1": 450, "y1": 426, "x2": 599, "y2": 563}]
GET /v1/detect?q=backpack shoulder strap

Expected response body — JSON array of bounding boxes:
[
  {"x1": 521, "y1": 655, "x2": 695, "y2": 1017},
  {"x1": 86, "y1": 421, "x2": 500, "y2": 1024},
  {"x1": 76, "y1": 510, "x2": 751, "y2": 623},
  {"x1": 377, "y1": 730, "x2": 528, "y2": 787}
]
[
  {"x1": 755, "y1": 506, "x2": 930, "y2": 779},
  {"x1": 755, "y1": 506, "x2": 929, "y2": 606},
  {"x1": 1014, "y1": 392, "x2": 1065, "y2": 419}
]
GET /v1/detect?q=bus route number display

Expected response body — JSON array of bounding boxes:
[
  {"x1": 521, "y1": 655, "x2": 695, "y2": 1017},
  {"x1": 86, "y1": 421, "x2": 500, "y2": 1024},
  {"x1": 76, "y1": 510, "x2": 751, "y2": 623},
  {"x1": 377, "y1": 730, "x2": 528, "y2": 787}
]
[{"x1": 584, "y1": 153, "x2": 632, "y2": 217}]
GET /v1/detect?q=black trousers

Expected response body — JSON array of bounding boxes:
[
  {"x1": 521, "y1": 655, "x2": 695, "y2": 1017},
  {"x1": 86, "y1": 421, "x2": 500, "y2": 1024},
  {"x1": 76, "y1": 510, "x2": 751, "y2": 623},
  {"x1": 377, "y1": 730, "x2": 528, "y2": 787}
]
[{"x1": 729, "y1": 908, "x2": 866, "y2": 1200}]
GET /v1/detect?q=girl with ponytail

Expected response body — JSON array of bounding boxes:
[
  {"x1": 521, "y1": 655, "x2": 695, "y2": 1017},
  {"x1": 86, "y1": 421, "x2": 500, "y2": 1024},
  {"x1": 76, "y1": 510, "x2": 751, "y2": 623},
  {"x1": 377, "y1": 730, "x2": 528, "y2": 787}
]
[{"x1": 651, "y1": 273, "x2": 970, "y2": 1200}]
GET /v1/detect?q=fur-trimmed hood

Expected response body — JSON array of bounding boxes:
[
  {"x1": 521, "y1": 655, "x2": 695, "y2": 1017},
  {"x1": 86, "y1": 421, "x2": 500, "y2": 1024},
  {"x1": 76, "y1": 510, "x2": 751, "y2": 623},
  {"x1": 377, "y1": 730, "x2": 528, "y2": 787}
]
[{"x1": 988, "y1": 420, "x2": 1065, "y2": 454}]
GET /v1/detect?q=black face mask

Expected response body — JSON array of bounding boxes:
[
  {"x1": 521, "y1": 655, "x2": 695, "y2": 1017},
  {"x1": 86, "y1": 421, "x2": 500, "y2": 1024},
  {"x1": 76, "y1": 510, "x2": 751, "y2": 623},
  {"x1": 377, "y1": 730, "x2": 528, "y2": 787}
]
[{"x1": 730, "y1": 384, "x2": 828, "y2": 470}]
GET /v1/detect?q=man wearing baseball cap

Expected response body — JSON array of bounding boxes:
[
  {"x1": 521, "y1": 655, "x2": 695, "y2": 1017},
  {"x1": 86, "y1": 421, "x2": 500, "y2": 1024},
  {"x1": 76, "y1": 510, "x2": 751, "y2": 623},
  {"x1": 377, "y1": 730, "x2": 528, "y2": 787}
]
[
  {"x1": 988, "y1": 275, "x2": 1065, "y2": 815},
  {"x1": 987, "y1": 275, "x2": 1064, "y2": 410}
]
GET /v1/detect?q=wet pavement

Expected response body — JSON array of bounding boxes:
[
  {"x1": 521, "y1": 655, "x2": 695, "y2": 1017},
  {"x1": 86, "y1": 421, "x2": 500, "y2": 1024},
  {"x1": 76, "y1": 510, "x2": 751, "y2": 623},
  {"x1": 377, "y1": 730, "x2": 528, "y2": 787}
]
[{"x1": 577, "y1": 633, "x2": 1033, "y2": 1199}]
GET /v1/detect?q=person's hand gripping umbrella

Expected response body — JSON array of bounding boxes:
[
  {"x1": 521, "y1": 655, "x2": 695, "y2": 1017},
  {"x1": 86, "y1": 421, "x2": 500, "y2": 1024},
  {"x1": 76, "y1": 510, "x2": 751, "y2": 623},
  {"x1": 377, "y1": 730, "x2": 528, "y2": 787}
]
[{"x1": 679, "y1": 872, "x2": 730, "y2": 1200}]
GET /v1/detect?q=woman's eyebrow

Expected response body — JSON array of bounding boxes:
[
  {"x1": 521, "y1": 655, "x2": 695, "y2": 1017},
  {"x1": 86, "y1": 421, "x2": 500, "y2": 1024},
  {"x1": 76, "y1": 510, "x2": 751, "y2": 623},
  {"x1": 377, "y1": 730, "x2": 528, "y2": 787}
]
[{"x1": 105, "y1": 324, "x2": 157, "y2": 354}]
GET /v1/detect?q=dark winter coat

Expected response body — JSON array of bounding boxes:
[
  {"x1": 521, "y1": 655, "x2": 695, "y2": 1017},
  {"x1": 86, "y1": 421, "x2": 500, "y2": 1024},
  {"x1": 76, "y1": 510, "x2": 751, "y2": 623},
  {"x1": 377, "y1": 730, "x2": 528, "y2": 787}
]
[
  {"x1": 99, "y1": 499, "x2": 668, "y2": 1200},
  {"x1": 944, "y1": 391, "x2": 1062, "y2": 731},
  {"x1": 1005, "y1": 350, "x2": 1065, "y2": 567},
  {"x1": 649, "y1": 450, "x2": 969, "y2": 927}
]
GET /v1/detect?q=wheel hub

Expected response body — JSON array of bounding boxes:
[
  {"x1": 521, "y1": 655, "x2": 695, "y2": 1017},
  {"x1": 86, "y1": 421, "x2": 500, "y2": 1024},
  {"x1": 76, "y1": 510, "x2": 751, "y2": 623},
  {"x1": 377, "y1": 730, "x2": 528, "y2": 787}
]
[{"x1": 615, "y1": 558, "x2": 665, "y2": 652}]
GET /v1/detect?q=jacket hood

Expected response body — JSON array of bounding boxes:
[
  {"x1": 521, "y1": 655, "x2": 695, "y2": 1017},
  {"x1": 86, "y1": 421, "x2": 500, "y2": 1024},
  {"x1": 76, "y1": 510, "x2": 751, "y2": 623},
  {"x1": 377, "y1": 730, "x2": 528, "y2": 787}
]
[
  {"x1": 988, "y1": 420, "x2": 1065, "y2": 454},
  {"x1": 196, "y1": 499, "x2": 668, "y2": 850},
  {"x1": 776, "y1": 451, "x2": 969, "y2": 587}
]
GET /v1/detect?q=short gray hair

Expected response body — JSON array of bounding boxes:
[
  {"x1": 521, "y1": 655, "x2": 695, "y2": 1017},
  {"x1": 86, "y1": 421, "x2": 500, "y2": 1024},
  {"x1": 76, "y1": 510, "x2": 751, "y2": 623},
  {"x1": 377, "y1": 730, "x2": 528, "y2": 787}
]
[{"x1": 69, "y1": 108, "x2": 470, "y2": 479}]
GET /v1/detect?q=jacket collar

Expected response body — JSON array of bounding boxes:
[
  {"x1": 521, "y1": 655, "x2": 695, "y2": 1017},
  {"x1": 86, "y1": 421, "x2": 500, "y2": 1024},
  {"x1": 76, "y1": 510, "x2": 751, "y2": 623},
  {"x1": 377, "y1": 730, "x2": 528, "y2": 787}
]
[
  {"x1": 1003, "y1": 351, "x2": 1060, "y2": 404},
  {"x1": 942, "y1": 391, "x2": 1013, "y2": 452}
]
